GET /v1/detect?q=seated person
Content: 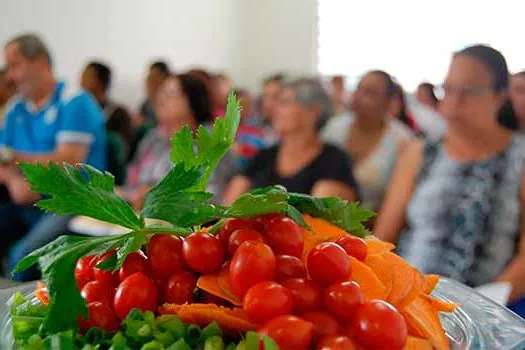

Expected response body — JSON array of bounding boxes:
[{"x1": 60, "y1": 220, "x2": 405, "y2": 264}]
[
  {"x1": 415, "y1": 82, "x2": 439, "y2": 110},
  {"x1": 118, "y1": 73, "x2": 211, "y2": 210},
  {"x1": 322, "y1": 71, "x2": 413, "y2": 211},
  {"x1": 390, "y1": 83, "x2": 422, "y2": 135},
  {"x1": 139, "y1": 61, "x2": 170, "y2": 126},
  {"x1": 0, "y1": 34, "x2": 106, "y2": 281},
  {"x1": 0, "y1": 67, "x2": 16, "y2": 135},
  {"x1": 223, "y1": 78, "x2": 359, "y2": 204},
  {"x1": 508, "y1": 71, "x2": 525, "y2": 132},
  {"x1": 374, "y1": 45, "x2": 525, "y2": 311}
]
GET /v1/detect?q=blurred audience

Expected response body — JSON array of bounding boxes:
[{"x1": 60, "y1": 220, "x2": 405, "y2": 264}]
[
  {"x1": 0, "y1": 34, "x2": 106, "y2": 280},
  {"x1": 0, "y1": 68, "x2": 16, "y2": 132},
  {"x1": 509, "y1": 71, "x2": 525, "y2": 131},
  {"x1": 223, "y1": 78, "x2": 359, "y2": 204},
  {"x1": 375, "y1": 45, "x2": 525, "y2": 307},
  {"x1": 329, "y1": 75, "x2": 348, "y2": 115},
  {"x1": 211, "y1": 73, "x2": 232, "y2": 118},
  {"x1": 139, "y1": 61, "x2": 170, "y2": 126},
  {"x1": 118, "y1": 73, "x2": 211, "y2": 210},
  {"x1": 416, "y1": 82, "x2": 439, "y2": 110},
  {"x1": 390, "y1": 83, "x2": 422, "y2": 135},
  {"x1": 261, "y1": 73, "x2": 285, "y2": 125},
  {"x1": 322, "y1": 70, "x2": 413, "y2": 211}
]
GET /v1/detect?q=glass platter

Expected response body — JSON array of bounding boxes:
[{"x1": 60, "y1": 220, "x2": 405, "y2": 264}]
[{"x1": 1, "y1": 278, "x2": 525, "y2": 349}]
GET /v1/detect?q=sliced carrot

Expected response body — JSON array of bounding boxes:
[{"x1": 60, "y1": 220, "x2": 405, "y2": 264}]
[
  {"x1": 36, "y1": 281, "x2": 49, "y2": 305},
  {"x1": 349, "y1": 256, "x2": 388, "y2": 300},
  {"x1": 402, "y1": 296, "x2": 450, "y2": 350},
  {"x1": 197, "y1": 264, "x2": 242, "y2": 307},
  {"x1": 421, "y1": 294, "x2": 459, "y2": 313},
  {"x1": 406, "y1": 317, "x2": 426, "y2": 338},
  {"x1": 423, "y1": 274, "x2": 440, "y2": 294},
  {"x1": 301, "y1": 215, "x2": 350, "y2": 261},
  {"x1": 398, "y1": 269, "x2": 426, "y2": 310},
  {"x1": 383, "y1": 252, "x2": 414, "y2": 306},
  {"x1": 159, "y1": 303, "x2": 258, "y2": 334},
  {"x1": 364, "y1": 254, "x2": 394, "y2": 297},
  {"x1": 365, "y1": 236, "x2": 396, "y2": 255},
  {"x1": 403, "y1": 336, "x2": 433, "y2": 350}
]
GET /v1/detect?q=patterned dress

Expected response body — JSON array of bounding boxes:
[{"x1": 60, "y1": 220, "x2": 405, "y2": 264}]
[{"x1": 397, "y1": 136, "x2": 525, "y2": 287}]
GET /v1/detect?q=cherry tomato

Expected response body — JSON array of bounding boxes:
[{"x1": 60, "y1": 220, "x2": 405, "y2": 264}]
[
  {"x1": 229, "y1": 241, "x2": 276, "y2": 297},
  {"x1": 281, "y1": 278, "x2": 321, "y2": 314},
  {"x1": 81, "y1": 280, "x2": 116, "y2": 308},
  {"x1": 147, "y1": 235, "x2": 184, "y2": 279},
  {"x1": 302, "y1": 311, "x2": 341, "y2": 341},
  {"x1": 335, "y1": 236, "x2": 368, "y2": 261},
  {"x1": 86, "y1": 302, "x2": 120, "y2": 332},
  {"x1": 182, "y1": 232, "x2": 226, "y2": 273},
  {"x1": 258, "y1": 315, "x2": 314, "y2": 350},
  {"x1": 244, "y1": 281, "x2": 293, "y2": 322},
  {"x1": 114, "y1": 272, "x2": 159, "y2": 320},
  {"x1": 164, "y1": 271, "x2": 197, "y2": 304},
  {"x1": 75, "y1": 255, "x2": 96, "y2": 289},
  {"x1": 275, "y1": 255, "x2": 306, "y2": 282},
  {"x1": 93, "y1": 251, "x2": 119, "y2": 286},
  {"x1": 307, "y1": 242, "x2": 351, "y2": 286},
  {"x1": 317, "y1": 335, "x2": 358, "y2": 350},
  {"x1": 263, "y1": 217, "x2": 304, "y2": 257},
  {"x1": 118, "y1": 251, "x2": 150, "y2": 282},
  {"x1": 228, "y1": 228, "x2": 264, "y2": 254},
  {"x1": 324, "y1": 281, "x2": 364, "y2": 321},
  {"x1": 351, "y1": 299, "x2": 407, "y2": 350},
  {"x1": 255, "y1": 213, "x2": 286, "y2": 229},
  {"x1": 218, "y1": 218, "x2": 262, "y2": 247}
]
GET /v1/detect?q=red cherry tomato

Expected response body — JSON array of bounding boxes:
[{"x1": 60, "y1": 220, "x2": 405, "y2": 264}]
[
  {"x1": 93, "y1": 251, "x2": 119, "y2": 286},
  {"x1": 258, "y1": 315, "x2": 314, "y2": 350},
  {"x1": 229, "y1": 241, "x2": 276, "y2": 297},
  {"x1": 351, "y1": 300, "x2": 408, "y2": 350},
  {"x1": 81, "y1": 280, "x2": 116, "y2": 308},
  {"x1": 164, "y1": 271, "x2": 197, "y2": 304},
  {"x1": 228, "y1": 228, "x2": 264, "y2": 254},
  {"x1": 263, "y1": 217, "x2": 304, "y2": 257},
  {"x1": 244, "y1": 281, "x2": 293, "y2": 322},
  {"x1": 118, "y1": 251, "x2": 150, "y2": 282},
  {"x1": 335, "y1": 236, "x2": 368, "y2": 262},
  {"x1": 182, "y1": 232, "x2": 226, "y2": 274},
  {"x1": 275, "y1": 255, "x2": 306, "y2": 282},
  {"x1": 324, "y1": 281, "x2": 364, "y2": 321},
  {"x1": 75, "y1": 255, "x2": 96, "y2": 289},
  {"x1": 86, "y1": 302, "x2": 120, "y2": 332},
  {"x1": 317, "y1": 335, "x2": 358, "y2": 350},
  {"x1": 114, "y1": 272, "x2": 159, "y2": 320},
  {"x1": 218, "y1": 218, "x2": 262, "y2": 247},
  {"x1": 255, "y1": 213, "x2": 286, "y2": 229},
  {"x1": 147, "y1": 235, "x2": 184, "y2": 279},
  {"x1": 307, "y1": 242, "x2": 351, "y2": 286},
  {"x1": 302, "y1": 311, "x2": 341, "y2": 341},
  {"x1": 281, "y1": 278, "x2": 321, "y2": 314}
]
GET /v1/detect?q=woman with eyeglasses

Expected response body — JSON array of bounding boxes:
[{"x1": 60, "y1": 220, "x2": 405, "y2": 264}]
[
  {"x1": 321, "y1": 71, "x2": 414, "y2": 212},
  {"x1": 375, "y1": 45, "x2": 525, "y2": 311}
]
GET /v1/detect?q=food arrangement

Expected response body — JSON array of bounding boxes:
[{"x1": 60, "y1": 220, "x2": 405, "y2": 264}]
[{"x1": 6, "y1": 94, "x2": 457, "y2": 349}]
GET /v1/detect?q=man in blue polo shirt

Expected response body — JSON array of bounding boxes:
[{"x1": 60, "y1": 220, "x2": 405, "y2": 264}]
[{"x1": 0, "y1": 34, "x2": 106, "y2": 280}]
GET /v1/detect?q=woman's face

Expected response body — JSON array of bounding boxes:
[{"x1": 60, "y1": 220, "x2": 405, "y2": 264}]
[
  {"x1": 510, "y1": 74, "x2": 525, "y2": 121},
  {"x1": 351, "y1": 73, "x2": 391, "y2": 120},
  {"x1": 273, "y1": 87, "x2": 318, "y2": 137},
  {"x1": 416, "y1": 86, "x2": 435, "y2": 108},
  {"x1": 439, "y1": 55, "x2": 504, "y2": 132},
  {"x1": 155, "y1": 77, "x2": 191, "y2": 126}
]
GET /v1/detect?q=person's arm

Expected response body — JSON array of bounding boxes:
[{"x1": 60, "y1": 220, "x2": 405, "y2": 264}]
[
  {"x1": 15, "y1": 143, "x2": 89, "y2": 164},
  {"x1": 311, "y1": 180, "x2": 357, "y2": 201},
  {"x1": 222, "y1": 176, "x2": 252, "y2": 205},
  {"x1": 0, "y1": 164, "x2": 39, "y2": 205},
  {"x1": 496, "y1": 173, "x2": 525, "y2": 303},
  {"x1": 374, "y1": 140, "x2": 423, "y2": 243}
]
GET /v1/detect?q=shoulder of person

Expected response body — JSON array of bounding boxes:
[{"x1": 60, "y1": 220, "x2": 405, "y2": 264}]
[
  {"x1": 3, "y1": 95, "x2": 23, "y2": 117},
  {"x1": 390, "y1": 119, "x2": 415, "y2": 141},
  {"x1": 59, "y1": 82, "x2": 99, "y2": 110}
]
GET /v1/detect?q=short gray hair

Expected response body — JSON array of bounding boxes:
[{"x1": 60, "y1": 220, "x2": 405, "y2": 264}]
[
  {"x1": 6, "y1": 34, "x2": 52, "y2": 67},
  {"x1": 283, "y1": 77, "x2": 333, "y2": 128}
]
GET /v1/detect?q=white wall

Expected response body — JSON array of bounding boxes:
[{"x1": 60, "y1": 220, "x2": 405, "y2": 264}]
[{"x1": 0, "y1": 0, "x2": 245, "y2": 109}]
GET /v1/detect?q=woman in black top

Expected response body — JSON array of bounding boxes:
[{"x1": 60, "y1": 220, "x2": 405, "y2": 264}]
[{"x1": 223, "y1": 78, "x2": 358, "y2": 204}]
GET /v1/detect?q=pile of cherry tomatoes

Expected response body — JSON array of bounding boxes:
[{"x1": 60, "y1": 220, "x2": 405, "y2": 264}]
[{"x1": 74, "y1": 214, "x2": 408, "y2": 349}]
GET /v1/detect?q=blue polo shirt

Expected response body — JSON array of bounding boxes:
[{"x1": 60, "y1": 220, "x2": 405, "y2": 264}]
[{"x1": 1, "y1": 81, "x2": 106, "y2": 170}]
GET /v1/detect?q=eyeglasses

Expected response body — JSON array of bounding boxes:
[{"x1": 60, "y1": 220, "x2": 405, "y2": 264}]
[{"x1": 435, "y1": 84, "x2": 493, "y2": 100}]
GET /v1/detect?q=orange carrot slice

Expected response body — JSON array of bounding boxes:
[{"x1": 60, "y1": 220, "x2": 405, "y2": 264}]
[
  {"x1": 398, "y1": 269, "x2": 426, "y2": 310},
  {"x1": 301, "y1": 215, "x2": 350, "y2": 261},
  {"x1": 349, "y1": 256, "x2": 388, "y2": 300},
  {"x1": 197, "y1": 263, "x2": 242, "y2": 307},
  {"x1": 383, "y1": 252, "x2": 414, "y2": 306},
  {"x1": 423, "y1": 274, "x2": 440, "y2": 294},
  {"x1": 365, "y1": 236, "x2": 396, "y2": 255},
  {"x1": 159, "y1": 303, "x2": 258, "y2": 334},
  {"x1": 403, "y1": 336, "x2": 433, "y2": 350},
  {"x1": 36, "y1": 281, "x2": 49, "y2": 305},
  {"x1": 402, "y1": 296, "x2": 449, "y2": 350},
  {"x1": 421, "y1": 294, "x2": 459, "y2": 313},
  {"x1": 364, "y1": 254, "x2": 394, "y2": 297}
]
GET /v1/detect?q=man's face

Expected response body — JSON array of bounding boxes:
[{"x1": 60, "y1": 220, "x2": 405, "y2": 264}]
[
  {"x1": 4, "y1": 43, "x2": 39, "y2": 96},
  {"x1": 80, "y1": 66, "x2": 101, "y2": 98}
]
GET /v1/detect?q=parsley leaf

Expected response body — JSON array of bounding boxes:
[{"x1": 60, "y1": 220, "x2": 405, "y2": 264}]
[
  {"x1": 171, "y1": 92, "x2": 241, "y2": 191},
  {"x1": 19, "y1": 162, "x2": 143, "y2": 230},
  {"x1": 288, "y1": 194, "x2": 375, "y2": 237}
]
